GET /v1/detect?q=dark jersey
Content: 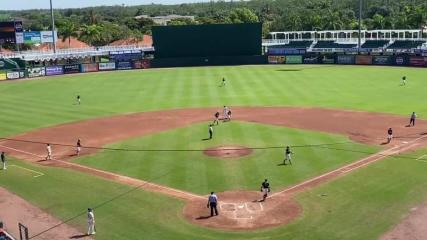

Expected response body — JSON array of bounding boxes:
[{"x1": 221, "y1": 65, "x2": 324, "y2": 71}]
[
  {"x1": 286, "y1": 148, "x2": 291, "y2": 154},
  {"x1": 261, "y1": 181, "x2": 270, "y2": 189},
  {"x1": 1, "y1": 153, "x2": 5, "y2": 162},
  {"x1": 215, "y1": 112, "x2": 220, "y2": 118},
  {"x1": 388, "y1": 129, "x2": 393, "y2": 135},
  {"x1": 77, "y1": 140, "x2": 81, "y2": 147}
]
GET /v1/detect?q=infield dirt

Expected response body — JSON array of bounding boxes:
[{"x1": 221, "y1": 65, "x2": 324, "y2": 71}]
[{"x1": 2, "y1": 107, "x2": 427, "y2": 232}]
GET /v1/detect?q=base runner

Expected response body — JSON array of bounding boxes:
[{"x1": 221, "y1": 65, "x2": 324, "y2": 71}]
[{"x1": 260, "y1": 179, "x2": 271, "y2": 201}]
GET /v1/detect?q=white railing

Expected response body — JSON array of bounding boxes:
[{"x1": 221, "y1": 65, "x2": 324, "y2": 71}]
[
  {"x1": 0, "y1": 45, "x2": 155, "y2": 61},
  {"x1": 262, "y1": 39, "x2": 289, "y2": 45}
]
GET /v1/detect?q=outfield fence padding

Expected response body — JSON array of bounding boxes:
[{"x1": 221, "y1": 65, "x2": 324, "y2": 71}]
[
  {"x1": 45, "y1": 66, "x2": 64, "y2": 76},
  {"x1": 27, "y1": 67, "x2": 45, "y2": 78},
  {"x1": 81, "y1": 63, "x2": 99, "y2": 73}
]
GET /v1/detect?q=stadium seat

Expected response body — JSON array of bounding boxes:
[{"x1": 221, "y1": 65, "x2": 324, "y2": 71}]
[
  {"x1": 269, "y1": 40, "x2": 313, "y2": 49},
  {"x1": 361, "y1": 40, "x2": 390, "y2": 49},
  {"x1": 387, "y1": 40, "x2": 426, "y2": 49},
  {"x1": 313, "y1": 41, "x2": 356, "y2": 49}
]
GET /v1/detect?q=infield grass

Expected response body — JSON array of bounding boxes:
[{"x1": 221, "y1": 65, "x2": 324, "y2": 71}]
[
  {"x1": 74, "y1": 121, "x2": 379, "y2": 194},
  {"x1": 0, "y1": 65, "x2": 426, "y2": 137},
  {"x1": 2, "y1": 148, "x2": 427, "y2": 240}
]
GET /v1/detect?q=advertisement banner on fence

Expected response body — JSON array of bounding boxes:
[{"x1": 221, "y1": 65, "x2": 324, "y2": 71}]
[
  {"x1": 45, "y1": 66, "x2": 64, "y2": 76},
  {"x1": 40, "y1": 31, "x2": 58, "y2": 43},
  {"x1": 409, "y1": 56, "x2": 427, "y2": 67},
  {"x1": 373, "y1": 56, "x2": 392, "y2": 65},
  {"x1": 133, "y1": 60, "x2": 143, "y2": 69},
  {"x1": 268, "y1": 56, "x2": 285, "y2": 64},
  {"x1": 99, "y1": 62, "x2": 116, "y2": 71},
  {"x1": 141, "y1": 59, "x2": 151, "y2": 69},
  {"x1": 63, "y1": 64, "x2": 81, "y2": 74},
  {"x1": 6, "y1": 71, "x2": 25, "y2": 79},
  {"x1": 0, "y1": 73, "x2": 6, "y2": 80},
  {"x1": 81, "y1": 63, "x2": 99, "y2": 72},
  {"x1": 303, "y1": 55, "x2": 320, "y2": 64},
  {"x1": 355, "y1": 55, "x2": 373, "y2": 65},
  {"x1": 116, "y1": 61, "x2": 132, "y2": 70},
  {"x1": 285, "y1": 55, "x2": 303, "y2": 64},
  {"x1": 337, "y1": 55, "x2": 355, "y2": 64},
  {"x1": 24, "y1": 31, "x2": 41, "y2": 44},
  {"x1": 27, "y1": 67, "x2": 46, "y2": 78},
  {"x1": 321, "y1": 55, "x2": 335, "y2": 64},
  {"x1": 394, "y1": 56, "x2": 409, "y2": 66},
  {"x1": 268, "y1": 48, "x2": 306, "y2": 56}
]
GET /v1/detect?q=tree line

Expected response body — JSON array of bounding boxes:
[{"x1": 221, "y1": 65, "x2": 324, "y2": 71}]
[{"x1": 0, "y1": 0, "x2": 426, "y2": 47}]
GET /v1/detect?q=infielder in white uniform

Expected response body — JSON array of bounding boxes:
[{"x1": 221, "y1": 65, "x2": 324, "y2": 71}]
[
  {"x1": 223, "y1": 106, "x2": 229, "y2": 121},
  {"x1": 87, "y1": 208, "x2": 96, "y2": 235},
  {"x1": 45, "y1": 144, "x2": 52, "y2": 160}
]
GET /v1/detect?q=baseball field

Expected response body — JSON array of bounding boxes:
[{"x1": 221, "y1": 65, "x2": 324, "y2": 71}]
[{"x1": 1, "y1": 64, "x2": 427, "y2": 239}]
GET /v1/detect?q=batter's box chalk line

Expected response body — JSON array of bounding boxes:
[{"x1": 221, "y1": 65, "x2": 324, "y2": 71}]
[{"x1": 219, "y1": 202, "x2": 264, "y2": 220}]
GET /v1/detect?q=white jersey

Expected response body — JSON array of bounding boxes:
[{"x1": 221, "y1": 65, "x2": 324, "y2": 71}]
[
  {"x1": 47, "y1": 146, "x2": 52, "y2": 154},
  {"x1": 87, "y1": 211, "x2": 95, "y2": 223}
]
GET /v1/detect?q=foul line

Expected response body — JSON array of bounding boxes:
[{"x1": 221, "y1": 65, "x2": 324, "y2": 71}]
[
  {"x1": 0, "y1": 144, "x2": 44, "y2": 158},
  {"x1": 0, "y1": 144, "x2": 203, "y2": 201},
  {"x1": 9, "y1": 164, "x2": 44, "y2": 178},
  {"x1": 271, "y1": 135, "x2": 427, "y2": 198},
  {"x1": 415, "y1": 154, "x2": 427, "y2": 163}
]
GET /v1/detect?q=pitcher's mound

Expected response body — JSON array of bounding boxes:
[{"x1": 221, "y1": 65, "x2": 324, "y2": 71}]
[
  {"x1": 203, "y1": 145, "x2": 253, "y2": 159},
  {"x1": 183, "y1": 191, "x2": 301, "y2": 230}
]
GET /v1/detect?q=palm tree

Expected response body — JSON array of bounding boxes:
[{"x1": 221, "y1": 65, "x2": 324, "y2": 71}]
[
  {"x1": 59, "y1": 21, "x2": 78, "y2": 48},
  {"x1": 79, "y1": 24, "x2": 103, "y2": 46}
]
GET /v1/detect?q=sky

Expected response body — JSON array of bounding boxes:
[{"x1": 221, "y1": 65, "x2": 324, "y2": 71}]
[{"x1": 0, "y1": 0, "x2": 210, "y2": 10}]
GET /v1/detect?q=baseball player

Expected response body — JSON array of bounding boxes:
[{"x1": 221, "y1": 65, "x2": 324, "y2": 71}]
[
  {"x1": 409, "y1": 112, "x2": 417, "y2": 127},
  {"x1": 213, "y1": 112, "x2": 220, "y2": 125},
  {"x1": 284, "y1": 146, "x2": 292, "y2": 165},
  {"x1": 207, "y1": 192, "x2": 219, "y2": 216},
  {"x1": 45, "y1": 144, "x2": 52, "y2": 160},
  {"x1": 387, "y1": 128, "x2": 393, "y2": 143},
  {"x1": 221, "y1": 77, "x2": 226, "y2": 86},
  {"x1": 87, "y1": 208, "x2": 96, "y2": 235},
  {"x1": 227, "y1": 110, "x2": 232, "y2": 121},
  {"x1": 76, "y1": 139, "x2": 82, "y2": 156},
  {"x1": 209, "y1": 125, "x2": 214, "y2": 139},
  {"x1": 260, "y1": 179, "x2": 271, "y2": 201},
  {"x1": 1, "y1": 152, "x2": 6, "y2": 170},
  {"x1": 77, "y1": 95, "x2": 81, "y2": 105},
  {"x1": 401, "y1": 76, "x2": 406, "y2": 86},
  {"x1": 223, "y1": 106, "x2": 229, "y2": 121}
]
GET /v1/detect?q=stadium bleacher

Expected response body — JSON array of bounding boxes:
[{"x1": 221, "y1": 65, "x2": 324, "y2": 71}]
[
  {"x1": 361, "y1": 40, "x2": 389, "y2": 49},
  {"x1": 388, "y1": 40, "x2": 426, "y2": 49},
  {"x1": 267, "y1": 40, "x2": 313, "y2": 49},
  {"x1": 313, "y1": 41, "x2": 356, "y2": 49}
]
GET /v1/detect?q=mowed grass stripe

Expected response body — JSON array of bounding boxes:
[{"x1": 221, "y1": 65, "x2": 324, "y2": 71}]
[{"x1": 75, "y1": 121, "x2": 378, "y2": 194}]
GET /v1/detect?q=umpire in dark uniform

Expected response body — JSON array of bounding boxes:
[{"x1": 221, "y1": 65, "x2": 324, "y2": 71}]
[{"x1": 207, "y1": 192, "x2": 218, "y2": 216}]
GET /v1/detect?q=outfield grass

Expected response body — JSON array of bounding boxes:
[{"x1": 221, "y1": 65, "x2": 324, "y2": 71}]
[
  {"x1": 74, "y1": 121, "x2": 378, "y2": 194},
  {"x1": 0, "y1": 65, "x2": 426, "y2": 137},
  {"x1": 1, "y1": 65, "x2": 427, "y2": 239},
  {"x1": 2, "y1": 148, "x2": 427, "y2": 240}
]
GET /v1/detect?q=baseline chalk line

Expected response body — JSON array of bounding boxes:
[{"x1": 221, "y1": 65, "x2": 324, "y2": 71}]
[{"x1": 9, "y1": 164, "x2": 44, "y2": 178}]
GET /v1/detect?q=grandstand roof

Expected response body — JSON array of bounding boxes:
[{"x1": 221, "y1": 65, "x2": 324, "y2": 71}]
[
  {"x1": 109, "y1": 35, "x2": 153, "y2": 47},
  {"x1": 35, "y1": 37, "x2": 90, "y2": 51}
]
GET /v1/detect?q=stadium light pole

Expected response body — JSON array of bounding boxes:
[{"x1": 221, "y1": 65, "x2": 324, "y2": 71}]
[
  {"x1": 358, "y1": 0, "x2": 362, "y2": 53},
  {"x1": 50, "y1": 0, "x2": 57, "y2": 54}
]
